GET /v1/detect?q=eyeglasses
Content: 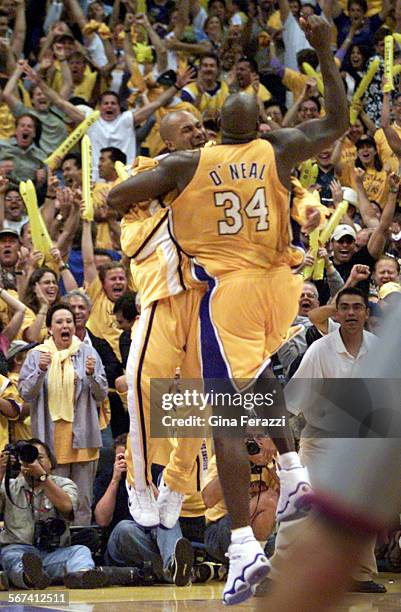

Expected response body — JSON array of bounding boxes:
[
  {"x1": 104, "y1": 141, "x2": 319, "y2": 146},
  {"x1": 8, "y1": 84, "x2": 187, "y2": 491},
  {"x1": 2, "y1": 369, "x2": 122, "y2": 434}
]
[{"x1": 4, "y1": 196, "x2": 22, "y2": 202}]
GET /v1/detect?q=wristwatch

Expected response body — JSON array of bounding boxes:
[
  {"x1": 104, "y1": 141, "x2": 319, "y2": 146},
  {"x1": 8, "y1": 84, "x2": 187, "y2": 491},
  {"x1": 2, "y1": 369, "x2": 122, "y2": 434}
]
[{"x1": 39, "y1": 473, "x2": 48, "y2": 482}]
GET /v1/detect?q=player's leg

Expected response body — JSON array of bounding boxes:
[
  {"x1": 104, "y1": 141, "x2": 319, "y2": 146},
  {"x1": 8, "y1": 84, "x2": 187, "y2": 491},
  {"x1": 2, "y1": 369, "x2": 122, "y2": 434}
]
[
  {"x1": 126, "y1": 300, "x2": 186, "y2": 527},
  {"x1": 196, "y1": 271, "x2": 274, "y2": 605},
  {"x1": 157, "y1": 289, "x2": 205, "y2": 528},
  {"x1": 252, "y1": 366, "x2": 312, "y2": 523}
]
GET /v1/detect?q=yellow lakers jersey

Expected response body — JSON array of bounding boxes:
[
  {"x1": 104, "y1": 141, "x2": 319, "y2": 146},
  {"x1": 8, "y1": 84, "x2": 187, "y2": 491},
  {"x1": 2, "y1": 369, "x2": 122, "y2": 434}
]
[
  {"x1": 120, "y1": 157, "x2": 205, "y2": 309},
  {"x1": 170, "y1": 139, "x2": 305, "y2": 276}
]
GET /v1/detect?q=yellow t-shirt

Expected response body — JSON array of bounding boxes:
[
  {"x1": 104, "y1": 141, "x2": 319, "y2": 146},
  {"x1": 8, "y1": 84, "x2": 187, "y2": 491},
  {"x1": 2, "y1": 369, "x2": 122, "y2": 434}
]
[
  {"x1": 53, "y1": 420, "x2": 99, "y2": 464},
  {"x1": 282, "y1": 69, "x2": 308, "y2": 102},
  {"x1": 7, "y1": 372, "x2": 31, "y2": 443},
  {"x1": 182, "y1": 81, "x2": 230, "y2": 113},
  {"x1": 339, "y1": 162, "x2": 389, "y2": 208},
  {"x1": 19, "y1": 308, "x2": 48, "y2": 343},
  {"x1": 86, "y1": 277, "x2": 122, "y2": 360},
  {"x1": 242, "y1": 82, "x2": 272, "y2": 103},
  {"x1": 374, "y1": 124, "x2": 401, "y2": 173},
  {"x1": 0, "y1": 374, "x2": 20, "y2": 452},
  {"x1": 51, "y1": 63, "x2": 98, "y2": 101},
  {"x1": 267, "y1": 10, "x2": 282, "y2": 31},
  {"x1": 93, "y1": 178, "x2": 121, "y2": 250}
]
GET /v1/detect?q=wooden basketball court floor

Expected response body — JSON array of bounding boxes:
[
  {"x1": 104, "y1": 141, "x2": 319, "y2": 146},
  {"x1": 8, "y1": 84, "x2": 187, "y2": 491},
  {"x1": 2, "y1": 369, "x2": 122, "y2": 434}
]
[{"x1": 0, "y1": 574, "x2": 401, "y2": 612}]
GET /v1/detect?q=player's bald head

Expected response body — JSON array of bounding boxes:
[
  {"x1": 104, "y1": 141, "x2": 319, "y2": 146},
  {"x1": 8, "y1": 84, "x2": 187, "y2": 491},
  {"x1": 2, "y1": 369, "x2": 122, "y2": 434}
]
[
  {"x1": 160, "y1": 111, "x2": 196, "y2": 142},
  {"x1": 221, "y1": 93, "x2": 258, "y2": 142},
  {"x1": 160, "y1": 110, "x2": 206, "y2": 151}
]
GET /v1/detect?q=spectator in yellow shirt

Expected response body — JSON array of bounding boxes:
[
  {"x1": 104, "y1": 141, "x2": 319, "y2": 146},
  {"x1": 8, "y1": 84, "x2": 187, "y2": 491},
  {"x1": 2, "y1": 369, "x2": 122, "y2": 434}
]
[{"x1": 234, "y1": 57, "x2": 272, "y2": 102}]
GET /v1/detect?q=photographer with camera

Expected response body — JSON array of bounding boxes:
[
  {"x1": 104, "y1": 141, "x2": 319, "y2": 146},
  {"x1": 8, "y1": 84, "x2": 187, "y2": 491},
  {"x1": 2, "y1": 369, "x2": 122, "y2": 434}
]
[
  {"x1": 0, "y1": 437, "x2": 110, "y2": 590},
  {"x1": 202, "y1": 436, "x2": 279, "y2": 564}
]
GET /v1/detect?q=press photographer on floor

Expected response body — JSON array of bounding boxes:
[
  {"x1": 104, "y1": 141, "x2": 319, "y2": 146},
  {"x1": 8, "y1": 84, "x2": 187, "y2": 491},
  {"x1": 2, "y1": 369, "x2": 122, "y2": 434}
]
[
  {"x1": 0, "y1": 438, "x2": 109, "y2": 590},
  {"x1": 202, "y1": 436, "x2": 279, "y2": 563}
]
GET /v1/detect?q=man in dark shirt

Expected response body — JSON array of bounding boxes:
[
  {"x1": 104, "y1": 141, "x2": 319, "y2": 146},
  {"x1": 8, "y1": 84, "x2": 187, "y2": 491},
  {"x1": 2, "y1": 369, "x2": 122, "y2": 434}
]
[
  {"x1": 317, "y1": 222, "x2": 389, "y2": 304},
  {"x1": 93, "y1": 435, "x2": 195, "y2": 587}
]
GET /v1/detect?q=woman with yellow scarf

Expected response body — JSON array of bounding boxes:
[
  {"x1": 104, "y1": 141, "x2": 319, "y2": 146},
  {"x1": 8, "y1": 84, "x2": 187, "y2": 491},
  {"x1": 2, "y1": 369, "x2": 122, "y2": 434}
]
[{"x1": 18, "y1": 303, "x2": 108, "y2": 525}]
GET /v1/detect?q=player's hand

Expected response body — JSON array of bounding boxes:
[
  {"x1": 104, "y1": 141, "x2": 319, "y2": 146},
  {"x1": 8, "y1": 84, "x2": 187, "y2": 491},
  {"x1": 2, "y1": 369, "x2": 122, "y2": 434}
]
[
  {"x1": 349, "y1": 264, "x2": 370, "y2": 285},
  {"x1": 39, "y1": 352, "x2": 52, "y2": 372},
  {"x1": 85, "y1": 356, "x2": 96, "y2": 376},
  {"x1": 300, "y1": 15, "x2": 331, "y2": 52}
]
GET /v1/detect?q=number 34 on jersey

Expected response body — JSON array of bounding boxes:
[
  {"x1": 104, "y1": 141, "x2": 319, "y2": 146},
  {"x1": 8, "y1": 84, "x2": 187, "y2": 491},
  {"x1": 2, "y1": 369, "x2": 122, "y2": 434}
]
[{"x1": 214, "y1": 188, "x2": 269, "y2": 235}]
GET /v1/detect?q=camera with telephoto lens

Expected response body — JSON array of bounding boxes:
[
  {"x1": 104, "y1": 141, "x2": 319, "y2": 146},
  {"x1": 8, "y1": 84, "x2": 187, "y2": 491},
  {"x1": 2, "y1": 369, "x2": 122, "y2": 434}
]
[
  {"x1": 34, "y1": 517, "x2": 67, "y2": 551},
  {"x1": 246, "y1": 439, "x2": 261, "y2": 456},
  {"x1": 246, "y1": 439, "x2": 263, "y2": 474},
  {"x1": 4, "y1": 442, "x2": 39, "y2": 478}
]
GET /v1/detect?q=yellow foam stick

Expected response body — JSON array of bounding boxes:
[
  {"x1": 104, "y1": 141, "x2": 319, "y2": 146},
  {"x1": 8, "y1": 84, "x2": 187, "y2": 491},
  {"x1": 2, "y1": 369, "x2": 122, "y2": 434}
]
[
  {"x1": 393, "y1": 32, "x2": 401, "y2": 46},
  {"x1": 350, "y1": 58, "x2": 380, "y2": 124},
  {"x1": 44, "y1": 110, "x2": 100, "y2": 170},
  {"x1": 384, "y1": 35, "x2": 394, "y2": 93},
  {"x1": 299, "y1": 160, "x2": 319, "y2": 189},
  {"x1": 115, "y1": 161, "x2": 130, "y2": 181},
  {"x1": 302, "y1": 227, "x2": 319, "y2": 279},
  {"x1": 302, "y1": 62, "x2": 324, "y2": 95},
  {"x1": 319, "y1": 200, "x2": 349, "y2": 244},
  {"x1": 81, "y1": 135, "x2": 93, "y2": 221},
  {"x1": 313, "y1": 201, "x2": 349, "y2": 280},
  {"x1": 19, "y1": 180, "x2": 52, "y2": 258}
]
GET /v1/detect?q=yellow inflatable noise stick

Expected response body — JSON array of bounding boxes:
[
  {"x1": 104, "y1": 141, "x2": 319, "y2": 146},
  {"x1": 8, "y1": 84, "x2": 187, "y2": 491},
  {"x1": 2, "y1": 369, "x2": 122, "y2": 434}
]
[
  {"x1": 349, "y1": 58, "x2": 380, "y2": 124},
  {"x1": 393, "y1": 64, "x2": 401, "y2": 77},
  {"x1": 19, "y1": 180, "x2": 52, "y2": 258},
  {"x1": 302, "y1": 227, "x2": 319, "y2": 279},
  {"x1": 312, "y1": 201, "x2": 349, "y2": 280},
  {"x1": 44, "y1": 110, "x2": 100, "y2": 170},
  {"x1": 81, "y1": 135, "x2": 93, "y2": 221},
  {"x1": 384, "y1": 35, "x2": 394, "y2": 93},
  {"x1": 302, "y1": 63, "x2": 324, "y2": 95},
  {"x1": 115, "y1": 161, "x2": 130, "y2": 181}
]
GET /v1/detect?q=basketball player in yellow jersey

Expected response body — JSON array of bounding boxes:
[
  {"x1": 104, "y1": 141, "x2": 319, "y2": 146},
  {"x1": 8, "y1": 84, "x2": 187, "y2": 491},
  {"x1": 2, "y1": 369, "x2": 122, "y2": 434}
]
[
  {"x1": 121, "y1": 111, "x2": 209, "y2": 531},
  {"x1": 109, "y1": 15, "x2": 348, "y2": 606}
]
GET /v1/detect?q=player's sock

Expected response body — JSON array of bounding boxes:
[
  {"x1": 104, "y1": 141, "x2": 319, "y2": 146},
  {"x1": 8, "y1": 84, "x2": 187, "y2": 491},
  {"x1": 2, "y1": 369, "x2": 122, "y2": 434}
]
[
  {"x1": 277, "y1": 451, "x2": 302, "y2": 470},
  {"x1": 231, "y1": 525, "x2": 254, "y2": 544}
]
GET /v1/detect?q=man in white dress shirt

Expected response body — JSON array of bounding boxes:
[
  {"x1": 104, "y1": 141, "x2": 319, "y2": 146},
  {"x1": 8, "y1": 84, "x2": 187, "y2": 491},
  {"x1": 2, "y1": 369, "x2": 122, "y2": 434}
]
[{"x1": 270, "y1": 287, "x2": 385, "y2": 594}]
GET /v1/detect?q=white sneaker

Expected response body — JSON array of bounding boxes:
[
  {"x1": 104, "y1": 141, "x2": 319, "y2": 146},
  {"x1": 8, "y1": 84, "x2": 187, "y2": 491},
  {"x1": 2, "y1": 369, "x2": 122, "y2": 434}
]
[
  {"x1": 127, "y1": 483, "x2": 159, "y2": 527},
  {"x1": 276, "y1": 465, "x2": 312, "y2": 523},
  {"x1": 223, "y1": 538, "x2": 270, "y2": 605},
  {"x1": 157, "y1": 474, "x2": 184, "y2": 529}
]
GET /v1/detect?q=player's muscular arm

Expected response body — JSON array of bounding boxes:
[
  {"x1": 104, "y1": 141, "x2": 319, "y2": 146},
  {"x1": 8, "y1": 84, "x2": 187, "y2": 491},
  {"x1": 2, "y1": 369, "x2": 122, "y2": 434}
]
[
  {"x1": 107, "y1": 151, "x2": 200, "y2": 215},
  {"x1": 266, "y1": 16, "x2": 348, "y2": 188}
]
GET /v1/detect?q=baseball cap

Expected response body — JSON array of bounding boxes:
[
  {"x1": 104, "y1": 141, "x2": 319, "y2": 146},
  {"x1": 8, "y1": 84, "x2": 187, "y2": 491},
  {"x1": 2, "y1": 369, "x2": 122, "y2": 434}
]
[
  {"x1": 378, "y1": 282, "x2": 401, "y2": 300},
  {"x1": 331, "y1": 224, "x2": 357, "y2": 241},
  {"x1": 342, "y1": 187, "x2": 358, "y2": 207},
  {"x1": 53, "y1": 33, "x2": 75, "y2": 44},
  {"x1": 7, "y1": 341, "x2": 37, "y2": 360},
  {"x1": 0, "y1": 228, "x2": 20, "y2": 241}
]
